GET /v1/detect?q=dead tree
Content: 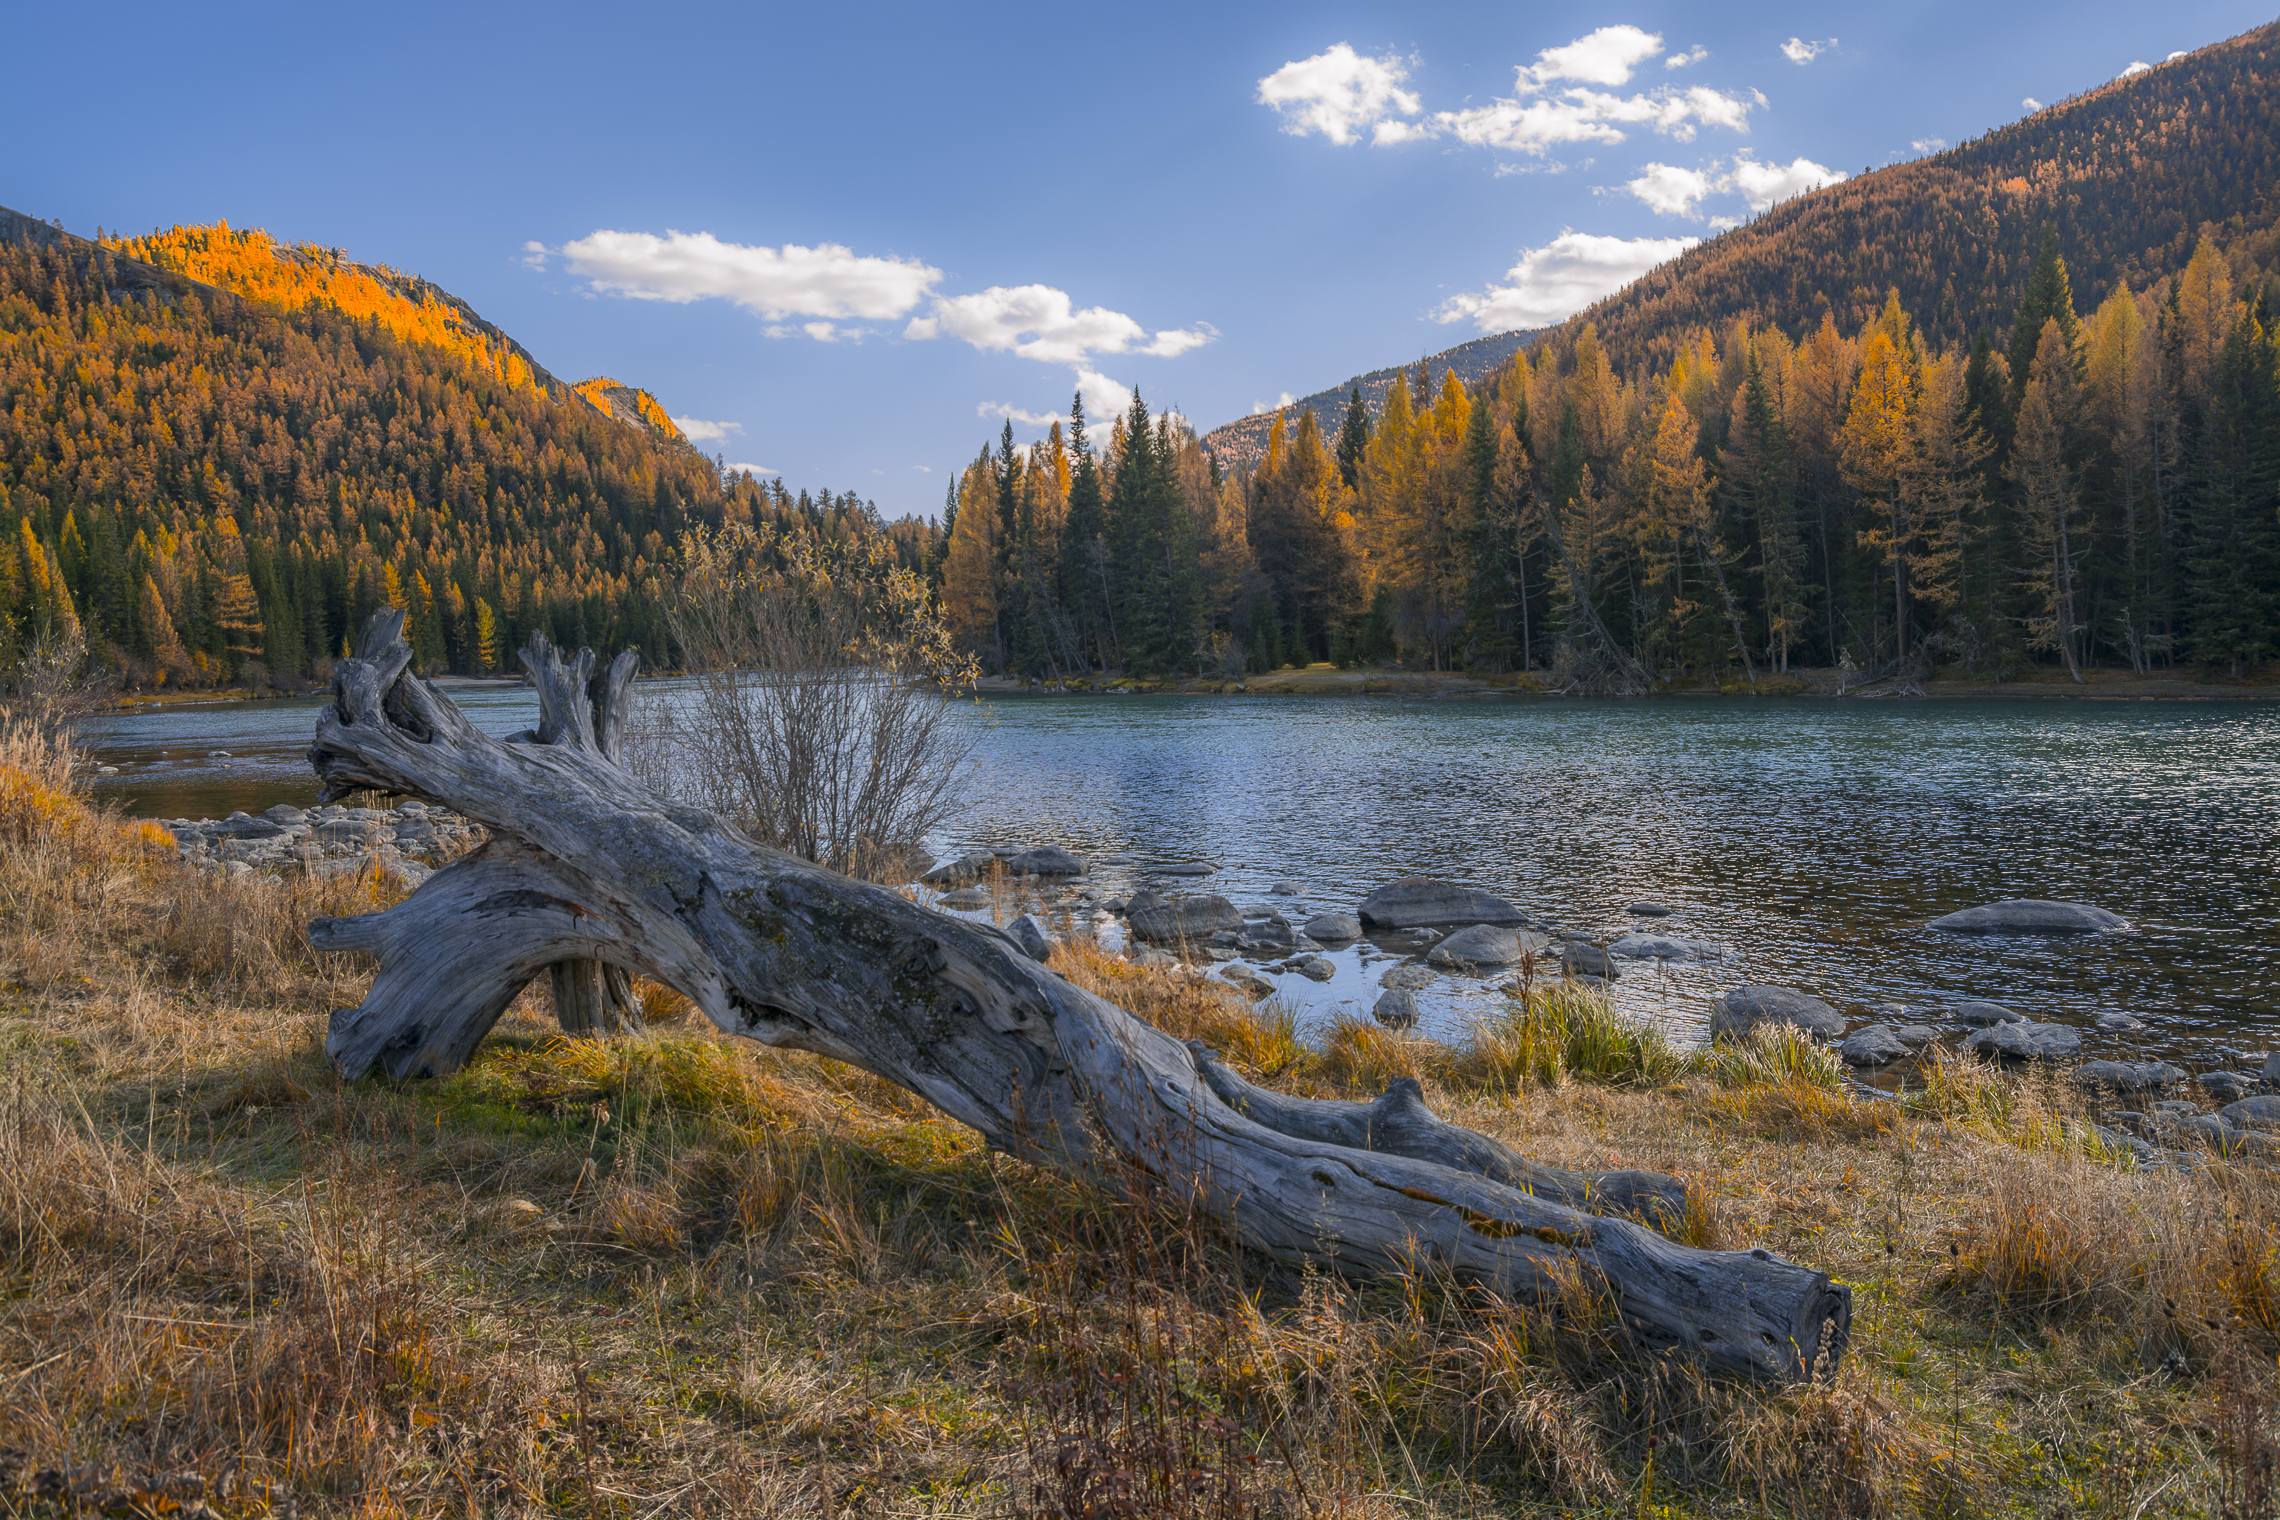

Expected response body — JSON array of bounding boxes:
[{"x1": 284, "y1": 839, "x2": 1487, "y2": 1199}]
[{"x1": 308, "y1": 613, "x2": 1851, "y2": 1381}]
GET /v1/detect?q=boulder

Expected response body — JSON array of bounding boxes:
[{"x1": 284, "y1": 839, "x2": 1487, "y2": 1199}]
[
  {"x1": 1379, "y1": 964, "x2": 1435, "y2": 991},
  {"x1": 1373, "y1": 988, "x2": 1421, "y2": 1029},
  {"x1": 1269, "y1": 881, "x2": 1303, "y2": 896},
  {"x1": 2199, "y1": 1071, "x2": 2260, "y2": 1103},
  {"x1": 1928, "y1": 900, "x2": 2128, "y2": 934},
  {"x1": 1236, "y1": 917, "x2": 1297, "y2": 952},
  {"x1": 2094, "y1": 1012, "x2": 2148, "y2": 1032},
  {"x1": 1356, "y1": 878, "x2": 1524, "y2": 930},
  {"x1": 1005, "y1": 846, "x2": 1086, "y2": 877},
  {"x1": 1560, "y1": 943, "x2": 1621, "y2": 980},
  {"x1": 1893, "y1": 1026, "x2": 1939, "y2": 1049},
  {"x1": 1127, "y1": 890, "x2": 1243, "y2": 944},
  {"x1": 1129, "y1": 948, "x2": 1180, "y2": 970},
  {"x1": 1840, "y1": 1026, "x2": 1912, "y2": 1066},
  {"x1": 1294, "y1": 956, "x2": 1336, "y2": 983},
  {"x1": 922, "y1": 852, "x2": 997, "y2": 887},
  {"x1": 2266, "y1": 1051, "x2": 2280, "y2": 1084},
  {"x1": 1625, "y1": 901, "x2": 1676, "y2": 917},
  {"x1": 1218, "y1": 967, "x2": 1273, "y2": 1001},
  {"x1": 2074, "y1": 1060, "x2": 2188, "y2": 1092},
  {"x1": 1158, "y1": 863, "x2": 1217, "y2": 878},
  {"x1": 1712, "y1": 986, "x2": 1844, "y2": 1042},
  {"x1": 1966, "y1": 1021, "x2": 2083, "y2": 1061},
  {"x1": 1607, "y1": 932, "x2": 1723, "y2": 962},
  {"x1": 214, "y1": 816, "x2": 288, "y2": 840},
  {"x1": 1008, "y1": 913, "x2": 1052, "y2": 962},
  {"x1": 2176, "y1": 1115, "x2": 2236, "y2": 1150},
  {"x1": 2220, "y1": 1095, "x2": 2280, "y2": 1131},
  {"x1": 1304, "y1": 913, "x2": 1362, "y2": 942},
  {"x1": 1427, "y1": 924, "x2": 1529, "y2": 969},
  {"x1": 1952, "y1": 1001, "x2": 2025, "y2": 1027},
  {"x1": 939, "y1": 887, "x2": 991, "y2": 909},
  {"x1": 262, "y1": 804, "x2": 309, "y2": 824}
]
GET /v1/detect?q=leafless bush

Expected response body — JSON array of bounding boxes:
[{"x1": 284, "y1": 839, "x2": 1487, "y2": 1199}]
[
  {"x1": 1, "y1": 622, "x2": 110, "y2": 750},
  {"x1": 646, "y1": 523, "x2": 978, "y2": 881}
]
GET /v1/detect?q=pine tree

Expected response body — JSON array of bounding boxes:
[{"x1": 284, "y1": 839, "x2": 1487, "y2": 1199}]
[
  {"x1": 2011, "y1": 320, "x2": 2090, "y2": 682},
  {"x1": 1335, "y1": 385, "x2": 1371, "y2": 489},
  {"x1": 2182, "y1": 307, "x2": 2280, "y2": 673},
  {"x1": 2008, "y1": 227, "x2": 2081, "y2": 407}
]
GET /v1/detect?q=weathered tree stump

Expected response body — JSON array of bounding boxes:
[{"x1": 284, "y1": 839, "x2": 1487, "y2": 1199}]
[{"x1": 307, "y1": 613, "x2": 1851, "y2": 1381}]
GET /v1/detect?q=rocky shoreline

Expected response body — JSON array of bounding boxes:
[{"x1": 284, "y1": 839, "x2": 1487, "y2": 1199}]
[
  {"x1": 921, "y1": 854, "x2": 2278, "y2": 1169},
  {"x1": 165, "y1": 801, "x2": 483, "y2": 887}
]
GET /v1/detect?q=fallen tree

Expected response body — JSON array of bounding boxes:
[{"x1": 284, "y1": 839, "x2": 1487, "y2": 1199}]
[{"x1": 308, "y1": 613, "x2": 1851, "y2": 1381}]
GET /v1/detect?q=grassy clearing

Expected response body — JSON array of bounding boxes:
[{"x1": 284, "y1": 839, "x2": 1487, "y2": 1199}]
[{"x1": 2, "y1": 723, "x2": 2276, "y2": 1517}]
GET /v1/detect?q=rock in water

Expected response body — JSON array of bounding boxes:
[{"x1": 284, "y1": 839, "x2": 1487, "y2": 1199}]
[
  {"x1": 1158, "y1": 863, "x2": 1217, "y2": 878},
  {"x1": 1008, "y1": 913, "x2": 1052, "y2": 962},
  {"x1": 1712, "y1": 986, "x2": 1844, "y2": 1042},
  {"x1": 1269, "y1": 881, "x2": 1302, "y2": 896},
  {"x1": 1625, "y1": 901, "x2": 1676, "y2": 917},
  {"x1": 1219, "y1": 967, "x2": 1273, "y2": 1000},
  {"x1": 1561, "y1": 942, "x2": 1621, "y2": 980},
  {"x1": 2094, "y1": 1011, "x2": 2148, "y2": 1032},
  {"x1": 1966, "y1": 1021, "x2": 2083, "y2": 1061},
  {"x1": 1005, "y1": 846, "x2": 1086, "y2": 877},
  {"x1": 2198, "y1": 1071, "x2": 2259, "y2": 1103},
  {"x1": 1304, "y1": 913, "x2": 1362, "y2": 941},
  {"x1": 1379, "y1": 964, "x2": 1435, "y2": 991},
  {"x1": 1607, "y1": 932, "x2": 1724, "y2": 962},
  {"x1": 922, "y1": 853, "x2": 997, "y2": 887},
  {"x1": 1953, "y1": 1001, "x2": 2026, "y2": 1027},
  {"x1": 1840, "y1": 1026, "x2": 1912, "y2": 1066},
  {"x1": 1373, "y1": 988, "x2": 1420, "y2": 1029},
  {"x1": 1295, "y1": 956, "x2": 1335, "y2": 983},
  {"x1": 1127, "y1": 890, "x2": 1243, "y2": 944},
  {"x1": 1427, "y1": 924, "x2": 1529, "y2": 969},
  {"x1": 1356, "y1": 878, "x2": 1524, "y2": 929},
  {"x1": 939, "y1": 887, "x2": 991, "y2": 909},
  {"x1": 2075, "y1": 1060, "x2": 2187, "y2": 1092},
  {"x1": 1928, "y1": 900, "x2": 2128, "y2": 934},
  {"x1": 1236, "y1": 917, "x2": 1297, "y2": 952}
]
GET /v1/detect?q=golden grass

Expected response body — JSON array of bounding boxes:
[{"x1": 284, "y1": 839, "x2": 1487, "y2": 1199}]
[{"x1": 3, "y1": 723, "x2": 2277, "y2": 1516}]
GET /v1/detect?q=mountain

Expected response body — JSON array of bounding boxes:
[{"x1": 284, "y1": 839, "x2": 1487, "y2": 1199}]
[
  {"x1": 1555, "y1": 20, "x2": 2280, "y2": 374},
  {"x1": 0, "y1": 211, "x2": 934, "y2": 688},
  {"x1": 1202, "y1": 327, "x2": 1537, "y2": 473}
]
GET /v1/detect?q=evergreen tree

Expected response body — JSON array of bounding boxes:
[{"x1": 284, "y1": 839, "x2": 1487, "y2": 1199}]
[
  {"x1": 1335, "y1": 385, "x2": 1371, "y2": 489},
  {"x1": 2008, "y1": 227, "x2": 2082, "y2": 406},
  {"x1": 2182, "y1": 308, "x2": 2280, "y2": 673}
]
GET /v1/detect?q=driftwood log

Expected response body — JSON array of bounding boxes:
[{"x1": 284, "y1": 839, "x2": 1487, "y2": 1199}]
[{"x1": 308, "y1": 614, "x2": 1851, "y2": 1381}]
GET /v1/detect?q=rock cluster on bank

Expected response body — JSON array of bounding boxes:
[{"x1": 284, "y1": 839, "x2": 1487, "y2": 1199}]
[{"x1": 166, "y1": 802, "x2": 482, "y2": 886}]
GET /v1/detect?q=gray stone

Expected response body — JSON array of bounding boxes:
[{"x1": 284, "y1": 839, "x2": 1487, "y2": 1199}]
[
  {"x1": 1560, "y1": 943, "x2": 1621, "y2": 980},
  {"x1": 1098, "y1": 854, "x2": 1135, "y2": 865},
  {"x1": 1712, "y1": 986, "x2": 1844, "y2": 1042},
  {"x1": 1893, "y1": 1025, "x2": 1940, "y2": 1048},
  {"x1": 208, "y1": 751, "x2": 231, "y2": 759},
  {"x1": 1007, "y1": 913, "x2": 1052, "y2": 961},
  {"x1": 1373, "y1": 988, "x2": 1420, "y2": 1029},
  {"x1": 2220, "y1": 1095, "x2": 2280, "y2": 1131},
  {"x1": 1295, "y1": 956, "x2": 1336, "y2": 983},
  {"x1": 1967, "y1": 1021, "x2": 2083, "y2": 1061},
  {"x1": 1625, "y1": 901, "x2": 1675, "y2": 917},
  {"x1": 1841, "y1": 1026, "x2": 1912, "y2": 1066},
  {"x1": 2075, "y1": 1060, "x2": 2188, "y2": 1092},
  {"x1": 2177, "y1": 1115, "x2": 2236, "y2": 1149},
  {"x1": 1380, "y1": 963, "x2": 1435, "y2": 991},
  {"x1": 1356, "y1": 877, "x2": 1524, "y2": 930},
  {"x1": 921, "y1": 852, "x2": 997, "y2": 887},
  {"x1": 1157, "y1": 863, "x2": 1217, "y2": 877},
  {"x1": 1127, "y1": 890, "x2": 1243, "y2": 944},
  {"x1": 2095, "y1": 1012, "x2": 2148, "y2": 1032},
  {"x1": 1953, "y1": 1001, "x2": 2026, "y2": 1027},
  {"x1": 1304, "y1": 913, "x2": 1362, "y2": 941},
  {"x1": 222, "y1": 860, "x2": 252, "y2": 877},
  {"x1": 1607, "y1": 932, "x2": 1723, "y2": 961},
  {"x1": 1219, "y1": 967, "x2": 1273, "y2": 1000},
  {"x1": 1428, "y1": 923, "x2": 1529, "y2": 969},
  {"x1": 1929, "y1": 899, "x2": 2128, "y2": 934},
  {"x1": 2153, "y1": 1100, "x2": 2200, "y2": 1114},
  {"x1": 938, "y1": 887, "x2": 991, "y2": 909},
  {"x1": 1236, "y1": 917, "x2": 1297, "y2": 952},
  {"x1": 1005, "y1": 846, "x2": 1086, "y2": 877},
  {"x1": 262, "y1": 804, "x2": 308, "y2": 824},
  {"x1": 1100, "y1": 897, "x2": 1128, "y2": 915},
  {"x1": 1269, "y1": 881, "x2": 1303, "y2": 896},
  {"x1": 2266, "y1": 1051, "x2": 2280, "y2": 1084},
  {"x1": 2199, "y1": 1071, "x2": 2260, "y2": 1103},
  {"x1": 1130, "y1": 948, "x2": 1179, "y2": 970}
]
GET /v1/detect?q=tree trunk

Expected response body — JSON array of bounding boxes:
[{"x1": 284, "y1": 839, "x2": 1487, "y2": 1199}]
[{"x1": 307, "y1": 611, "x2": 1850, "y2": 1382}]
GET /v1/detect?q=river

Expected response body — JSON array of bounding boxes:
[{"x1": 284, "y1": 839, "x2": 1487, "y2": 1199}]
[{"x1": 79, "y1": 688, "x2": 2280, "y2": 1066}]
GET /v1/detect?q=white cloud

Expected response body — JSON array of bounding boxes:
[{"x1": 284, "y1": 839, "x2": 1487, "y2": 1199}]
[
  {"x1": 673, "y1": 416, "x2": 744, "y2": 444},
  {"x1": 1708, "y1": 215, "x2": 1743, "y2": 231},
  {"x1": 1434, "y1": 230, "x2": 1699, "y2": 332},
  {"x1": 1075, "y1": 367, "x2": 1135, "y2": 424},
  {"x1": 1256, "y1": 44, "x2": 1422, "y2": 145},
  {"x1": 1911, "y1": 137, "x2": 1947, "y2": 153},
  {"x1": 908, "y1": 284, "x2": 1210, "y2": 364},
  {"x1": 912, "y1": 465, "x2": 933, "y2": 473},
  {"x1": 1664, "y1": 46, "x2": 1709, "y2": 70},
  {"x1": 1624, "y1": 161, "x2": 1719, "y2": 217},
  {"x1": 1251, "y1": 391, "x2": 1297, "y2": 415},
  {"x1": 725, "y1": 462, "x2": 776, "y2": 477},
  {"x1": 1519, "y1": 25, "x2": 1663, "y2": 88},
  {"x1": 1437, "y1": 82, "x2": 1758, "y2": 153},
  {"x1": 520, "y1": 240, "x2": 549, "y2": 270},
  {"x1": 559, "y1": 229, "x2": 941, "y2": 323},
  {"x1": 1727, "y1": 152, "x2": 1847, "y2": 212},
  {"x1": 2022, "y1": 96, "x2": 2043, "y2": 111},
  {"x1": 1780, "y1": 37, "x2": 1835, "y2": 65},
  {"x1": 978, "y1": 400, "x2": 1066, "y2": 428},
  {"x1": 2167, "y1": 50, "x2": 2187, "y2": 61},
  {"x1": 2120, "y1": 60, "x2": 2151, "y2": 76}
]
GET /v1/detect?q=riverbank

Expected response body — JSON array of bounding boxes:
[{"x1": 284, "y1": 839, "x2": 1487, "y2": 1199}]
[
  {"x1": 972, "y1": 660, "x2": 2280, "y2": 700},
  {"x1": 3, "y1": 735, "x2": 2275, "y2": 1516}
]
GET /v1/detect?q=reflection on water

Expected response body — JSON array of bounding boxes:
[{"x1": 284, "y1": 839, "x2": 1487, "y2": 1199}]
[{"x1": 82, "y1": 689, "x2": 2280, "y2": 1061}]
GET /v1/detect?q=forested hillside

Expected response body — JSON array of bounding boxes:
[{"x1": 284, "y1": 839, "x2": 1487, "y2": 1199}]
[
  {"x1": 943, "y1": 23, "x2": 2280, "y2": 688},
  {"x1": 0, "y1": 217, "x2": 938, "y2": 687}
]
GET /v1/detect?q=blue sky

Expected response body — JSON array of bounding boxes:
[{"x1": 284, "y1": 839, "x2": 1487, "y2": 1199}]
[{"x1": 6, "y1": 1, "x2": 2272, "y2": 519}]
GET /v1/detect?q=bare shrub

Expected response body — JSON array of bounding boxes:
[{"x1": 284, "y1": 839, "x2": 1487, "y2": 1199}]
[{"x1": 645, "y1": 523, "x2": 978, "y2": 881}]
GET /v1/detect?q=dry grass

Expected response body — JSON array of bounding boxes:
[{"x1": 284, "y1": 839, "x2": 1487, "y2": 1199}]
[{"x1": 3, "y1": 726, "x2": 2277, "y2": 1516}]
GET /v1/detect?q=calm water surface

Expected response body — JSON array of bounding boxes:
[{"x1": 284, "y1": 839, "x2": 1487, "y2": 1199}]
[{"x1": 82, "y1": 690, "x2": 2280, "y2": 1063}]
